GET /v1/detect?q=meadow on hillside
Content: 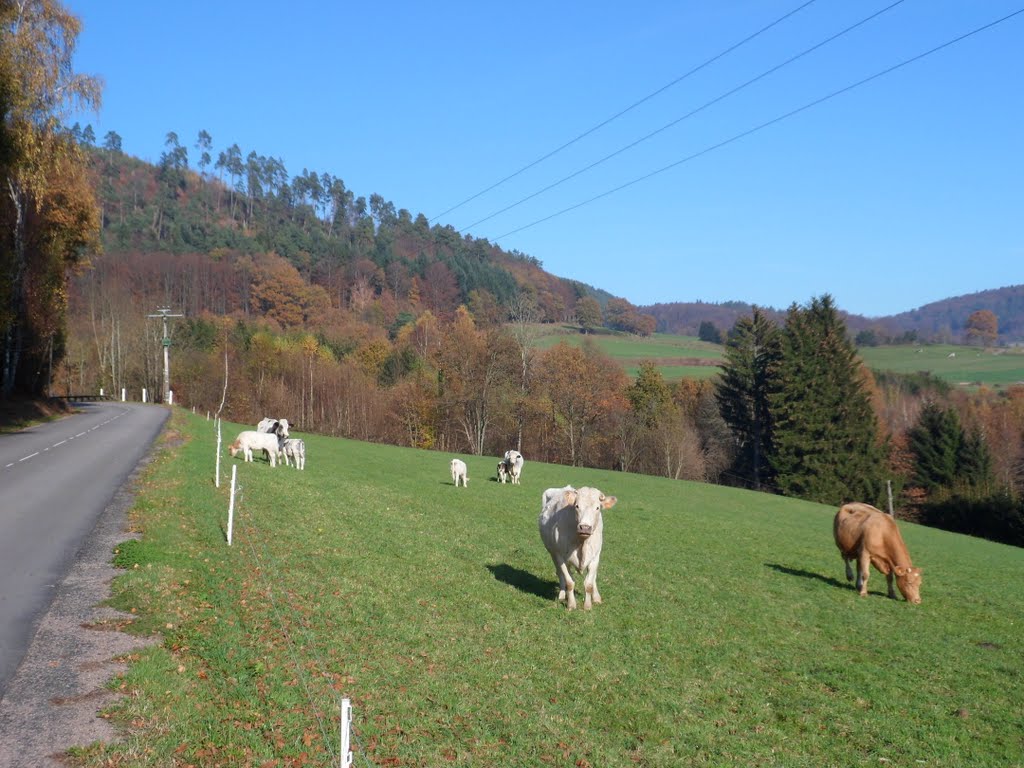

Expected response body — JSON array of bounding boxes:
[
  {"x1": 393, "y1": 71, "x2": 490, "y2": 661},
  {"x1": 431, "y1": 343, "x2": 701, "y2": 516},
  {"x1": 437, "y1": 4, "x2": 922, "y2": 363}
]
[
  {"x1": 532, "y1": 325, "x2": 724, "y2": 379},
  {"x1": 71, "y1": 410, "x2": 1024, "y2": 767},
  {"x1": 534, "y1": 325, "x2": 1024, "y2": 389},
  {"x1": 858, "y1": 344, "x2": 1024, "y2": 388}
]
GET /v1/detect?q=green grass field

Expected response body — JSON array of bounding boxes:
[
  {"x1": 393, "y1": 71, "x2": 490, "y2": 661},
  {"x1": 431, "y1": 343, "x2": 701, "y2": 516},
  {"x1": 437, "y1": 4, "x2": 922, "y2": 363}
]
[
  {"x1": 72, "y1": 410, "x2": 1024, "y2": 767},
  {"x1": 533, "y1": 325, "x2": 1024, "y2": 388},
  {"x1": 532, "y1": 325, "x2": 723, "y2": 380},
  {"x1": 858, "y1": 344, "x2": 1024, "y2": 388}
]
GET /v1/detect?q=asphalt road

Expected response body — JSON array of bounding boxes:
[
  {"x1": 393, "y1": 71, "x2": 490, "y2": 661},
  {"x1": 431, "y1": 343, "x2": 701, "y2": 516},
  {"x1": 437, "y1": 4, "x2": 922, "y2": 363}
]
[{"x1": 0, "y1": 401, "x2": 169, "y2": 701}]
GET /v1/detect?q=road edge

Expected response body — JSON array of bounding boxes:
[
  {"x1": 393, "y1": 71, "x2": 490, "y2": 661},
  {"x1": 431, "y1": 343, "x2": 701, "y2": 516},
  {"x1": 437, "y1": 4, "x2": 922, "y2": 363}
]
[{"x1": 0, "y1": 410, "x2": 170, "y2": 767}]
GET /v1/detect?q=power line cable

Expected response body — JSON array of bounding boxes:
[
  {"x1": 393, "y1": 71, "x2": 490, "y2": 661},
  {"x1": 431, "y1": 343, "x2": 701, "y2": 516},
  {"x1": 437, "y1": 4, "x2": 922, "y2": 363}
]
[
  {"x1": 428, "y1": 0, "x2": 821, "y2": 222},
  {"x1": 459, "y1": 0, "x2": 907, "y2": 233},
  {"x1": 494, "y1": 7, "x2": 1024, "y2": 242}
]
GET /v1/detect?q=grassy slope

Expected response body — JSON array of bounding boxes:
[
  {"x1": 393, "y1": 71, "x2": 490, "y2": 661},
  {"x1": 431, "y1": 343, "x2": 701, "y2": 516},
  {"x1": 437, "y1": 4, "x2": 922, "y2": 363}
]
[
  {"x1": 858, "y1": 344, "x2": 1024, "y2": 387},
  {"x1": 532, "y1": 325, "x2": 723, "y2": 380},
  {"x1": 534, "y1": 325, "x2": 1024, "y2": 388},
  {"x1": 75, "y1": 410, "x2": 1024, "y2": 767}
]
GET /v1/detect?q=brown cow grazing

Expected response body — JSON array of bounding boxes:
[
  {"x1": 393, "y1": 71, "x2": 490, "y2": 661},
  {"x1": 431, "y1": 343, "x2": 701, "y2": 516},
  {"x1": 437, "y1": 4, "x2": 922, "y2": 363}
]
[{"x1": 833, "y1": 502, "x2": 922, "y2": 603}]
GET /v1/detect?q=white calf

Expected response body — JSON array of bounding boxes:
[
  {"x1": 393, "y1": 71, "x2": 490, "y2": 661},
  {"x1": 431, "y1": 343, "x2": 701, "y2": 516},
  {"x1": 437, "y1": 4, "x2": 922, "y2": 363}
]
[
  {"x1": 229, "y1": 430, "x2": 281, "y2": 467},
  {"x1": 281, "y1": 438, "x2": 306, "y2": 470},
  {"x1": 450, "y1": 458, "x2": 468, "y2": 487},
  {"x1": 503, "y1": 450, "x2": 524, "y2": 484},
  {"x1": 538, "y1": 485, "x2": 617, "y2": 610}
]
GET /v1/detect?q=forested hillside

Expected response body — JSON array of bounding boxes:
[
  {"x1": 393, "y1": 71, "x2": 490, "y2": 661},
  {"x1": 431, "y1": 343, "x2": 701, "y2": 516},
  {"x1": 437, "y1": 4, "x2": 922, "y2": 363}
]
[{"x1": 81, "y1": 127, "x2": 648, "y2": 332}]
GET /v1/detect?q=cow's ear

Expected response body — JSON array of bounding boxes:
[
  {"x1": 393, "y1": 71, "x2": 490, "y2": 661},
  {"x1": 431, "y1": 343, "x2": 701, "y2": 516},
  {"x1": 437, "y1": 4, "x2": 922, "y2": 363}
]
[
  {"x1": 563, "y1": 490, "x2": 577, "y2": 507},
  {"x1": 601, "y1": 495, "x2": 618, "y2": 510}
]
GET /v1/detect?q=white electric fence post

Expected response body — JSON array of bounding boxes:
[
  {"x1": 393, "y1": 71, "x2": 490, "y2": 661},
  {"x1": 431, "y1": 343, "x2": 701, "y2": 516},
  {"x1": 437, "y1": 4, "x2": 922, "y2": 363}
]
[
  {"x1": 340, "y1": 698, "x2": 353, "y2": 768},
  {"x1": 142, "y1": 388, "x2": 147, "y2": 403},
  {"x1": 227, "y1": 464, "x2": 237, "y2": 546},
  {"x1": 121, "y1": 387, "x2": 126, "y2": 402},
  {"x1": 168, "y1": 390, "x2": 173, "y2": 405},
  {"x1": 215, "y1": 419, "x2": 222, "y2": 488}
]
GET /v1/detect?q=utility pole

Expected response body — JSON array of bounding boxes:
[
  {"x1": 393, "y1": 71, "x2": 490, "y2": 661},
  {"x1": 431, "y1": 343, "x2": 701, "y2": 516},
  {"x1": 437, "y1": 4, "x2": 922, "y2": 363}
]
[{"x1": 147, "y1": 307, "x2": 183, "y2": 403}]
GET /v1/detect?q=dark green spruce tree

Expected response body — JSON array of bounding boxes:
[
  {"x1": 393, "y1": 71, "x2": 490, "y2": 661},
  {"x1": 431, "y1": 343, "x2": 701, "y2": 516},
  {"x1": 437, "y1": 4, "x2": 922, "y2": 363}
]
[
  {"x1": 770, "y1": 295, "x2": 886, "y2": 504},
  {"x1": 715, "y1": 308, "x2": 782, "y2": 490},
  {"x1": 907, "y1": 402, "x2": 962, "y2": 493},
  {"x1": 909, "y1": 402, "x2": 994, "y2": 497}
]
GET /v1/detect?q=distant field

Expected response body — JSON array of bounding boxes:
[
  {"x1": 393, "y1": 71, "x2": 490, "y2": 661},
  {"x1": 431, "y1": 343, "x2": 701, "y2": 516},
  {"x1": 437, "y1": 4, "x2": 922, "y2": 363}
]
[
  {"x1": 859, "y1": 344, "x2": 1024, "y2": 388},
  {"x1": 531, "y1": 325, "x2": 723, "y2": 379},
  {"x1": 530, "y1": 325, "x2": 1024, "y2": 388},
  {"x1": 74, "y1": 410, "x2": 1024, "y2": 767}
]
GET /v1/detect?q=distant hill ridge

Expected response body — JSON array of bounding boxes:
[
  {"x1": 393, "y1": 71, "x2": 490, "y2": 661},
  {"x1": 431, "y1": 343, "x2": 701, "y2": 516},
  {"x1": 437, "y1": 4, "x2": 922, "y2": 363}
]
[{"x1": 642, "y1": 285, "x2": 1024, "y2": 343}]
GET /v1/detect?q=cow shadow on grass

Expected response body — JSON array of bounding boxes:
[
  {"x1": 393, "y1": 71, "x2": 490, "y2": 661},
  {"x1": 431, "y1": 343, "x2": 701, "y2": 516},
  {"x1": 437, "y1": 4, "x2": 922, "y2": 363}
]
[
  {"x1": 486, "y1": 563, "x2": 555, "y2": 601},
  {"x1": 765, "y1": 563, "x2": 847, "y2": 591}
]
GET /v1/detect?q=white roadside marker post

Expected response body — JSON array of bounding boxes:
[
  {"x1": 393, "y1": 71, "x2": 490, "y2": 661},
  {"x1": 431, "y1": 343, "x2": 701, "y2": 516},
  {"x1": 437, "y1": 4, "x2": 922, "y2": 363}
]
[
  {"x1": 340, "y1": 698, "x2": 353, "y2": 768},
  {"x1": 227, "y1": 464, "x2": 237, "y2": 546}
]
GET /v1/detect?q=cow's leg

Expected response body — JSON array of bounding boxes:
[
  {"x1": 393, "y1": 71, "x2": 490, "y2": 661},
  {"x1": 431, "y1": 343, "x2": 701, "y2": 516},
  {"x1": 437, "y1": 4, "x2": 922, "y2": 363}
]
[
  {"x1": 555, "y1": 558, "x2": 576, "y2": 610},
  {"x1": 885, "y1": 571, "x2": 898, "y2": 599},
  {"x1": 583, "y1": 557, "x2": 601, "y2": 610},
  {"x1": 549, "y1": 553, "x2": 568, "y2": 603},
  {"x1": 843, "y1": 556, "x2": 854, "y2": 582},
  {"x1": 857, "y1": 551, "x2": 871, "y2": 597}
]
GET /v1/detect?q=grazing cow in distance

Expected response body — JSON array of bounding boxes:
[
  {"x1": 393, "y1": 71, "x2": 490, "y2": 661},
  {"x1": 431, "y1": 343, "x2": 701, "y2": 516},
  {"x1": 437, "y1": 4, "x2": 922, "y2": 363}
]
[
  {"x1": 280, "y1": 438, "x2": 306, "y2": 470},
  {"x1": 503, "y1": 450, "x2": 524, "y2": 484},
  {"x1": 833, "y1": 502, "x2": 922, "y2": 603},
  {"x1": 450, "y1": 458, "x2": 468, "y2": 487},
  {"x1": 257, "y1": 417, "x2": 290, "y2": 439},
  {"x1": 538, "y1": 485, "x2": 617, "y2": 610},
  {"x1": 229, "y1": 430, "x2": 282, "y2": 467},
  {"x1": 496, "y1": 460, "x2": 510, "y2": 484}
]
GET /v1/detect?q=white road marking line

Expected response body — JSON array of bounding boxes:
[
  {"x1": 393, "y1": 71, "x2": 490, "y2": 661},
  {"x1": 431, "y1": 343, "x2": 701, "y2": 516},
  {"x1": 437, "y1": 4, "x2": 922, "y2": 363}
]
[
  {"x1": 53, "y1": 440, "x2": 66, "y2": 447},
  {"x1": 19, "y1": 452, "x2": 39, "y2": 462}
]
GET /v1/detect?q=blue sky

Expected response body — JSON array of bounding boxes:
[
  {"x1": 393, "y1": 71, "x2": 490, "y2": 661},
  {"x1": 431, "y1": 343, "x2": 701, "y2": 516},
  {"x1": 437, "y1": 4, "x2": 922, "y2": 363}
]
[{"x1": 66, "y1": 0, "x2": 1022, "y2": 318}]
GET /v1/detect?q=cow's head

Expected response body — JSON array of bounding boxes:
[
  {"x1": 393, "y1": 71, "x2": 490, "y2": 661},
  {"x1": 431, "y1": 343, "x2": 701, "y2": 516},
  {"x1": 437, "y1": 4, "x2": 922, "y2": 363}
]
[
  {"x1": 893, "y1": 565, "x2": 923, "y2": 604},
  {"x1": 564, "y1": 486, "x2": 617, "y2": 540},
  {"x1": 228, "y1": 439, "x2": 241, "y2": 457}
]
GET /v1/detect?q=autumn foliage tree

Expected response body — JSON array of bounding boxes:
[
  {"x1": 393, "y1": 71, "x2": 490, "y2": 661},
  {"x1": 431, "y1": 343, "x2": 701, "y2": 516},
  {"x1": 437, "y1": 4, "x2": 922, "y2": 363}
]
[
  {"x1": 964, "y1": 310, "x2": 998, "y2": 346},
  {"x1": 1, "y1": 0, "x2": 101, "y2": 395}
]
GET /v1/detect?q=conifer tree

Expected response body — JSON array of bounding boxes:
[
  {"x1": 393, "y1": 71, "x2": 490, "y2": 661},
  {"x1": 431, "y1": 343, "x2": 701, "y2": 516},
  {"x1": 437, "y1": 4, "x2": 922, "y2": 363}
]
[
  {"x1": 909, "y1": 403, "x2": 994, "y2": 496},
  {"x1": 715, "y1": 308, "x2": 781, "y2": 490},
  {"x1": 908, "y1": 402, "x2": 961, "y2": 492},
  {"x1": 770, "y1": 295, "x2": 885, "y2": 504}
]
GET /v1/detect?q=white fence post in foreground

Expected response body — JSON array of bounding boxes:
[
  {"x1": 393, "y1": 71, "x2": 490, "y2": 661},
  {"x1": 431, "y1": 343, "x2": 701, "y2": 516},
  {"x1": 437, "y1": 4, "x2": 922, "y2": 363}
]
[
  {"x1": 121, "y1": 388, "x2": 126, "y2": 402},
  {"x1": 215, "y1": 419, "x2": 222, "y2": 488},
  {"x1": 340, "y1": 698, "x2": 353, "y2": 768},
  {"x1": 142, "y1": 388, "x2": 147, "y2": 403},
  {"x1": 168, "y1": 389, "x2": 174, "y2": 405},
  {"x1": 227, "y1": 464, "x2": 237, "y2": 546}
]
